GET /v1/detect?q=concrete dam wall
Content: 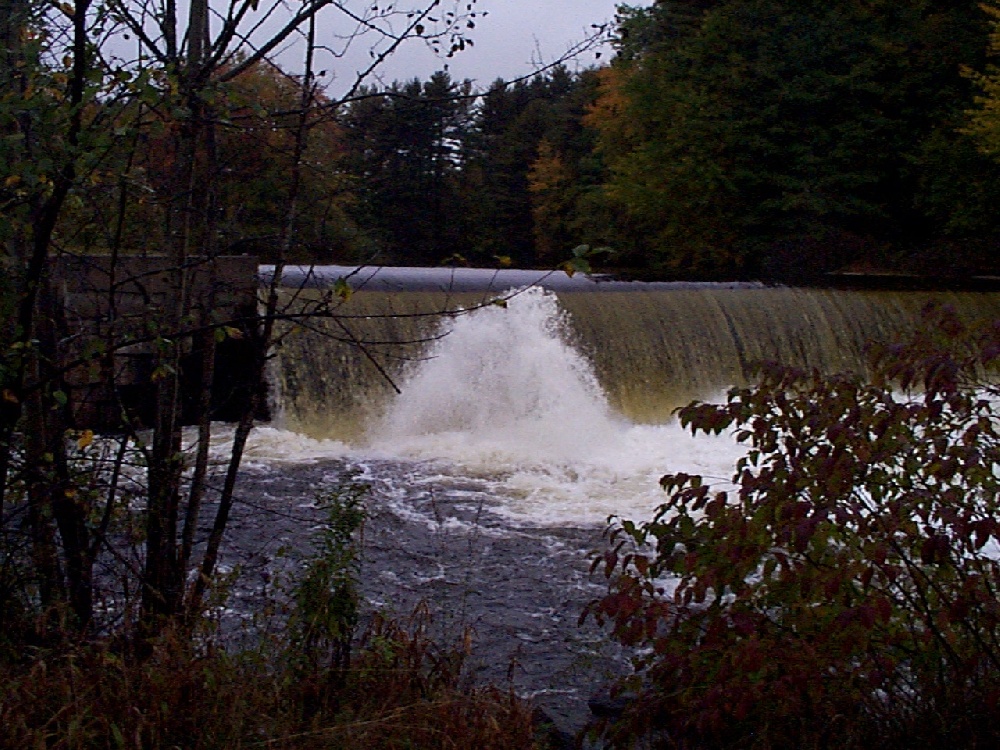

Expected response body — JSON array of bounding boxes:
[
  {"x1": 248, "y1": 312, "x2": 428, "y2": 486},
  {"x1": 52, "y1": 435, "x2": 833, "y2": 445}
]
[{"x1": 47, "y1": 255, "x2": 260, "y2": 431}]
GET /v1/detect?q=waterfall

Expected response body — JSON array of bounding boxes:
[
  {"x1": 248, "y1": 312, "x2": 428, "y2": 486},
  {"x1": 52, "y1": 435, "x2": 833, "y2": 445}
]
[
  {"x1": 375, "y1": 288, "x2": 619, "y2": 466},
  {"x1": 260, "y1": 279, "x2": 998, "y2": 524},
  {"x1": 271, "y1": 281, "x2": 1000, "y2": 439}
]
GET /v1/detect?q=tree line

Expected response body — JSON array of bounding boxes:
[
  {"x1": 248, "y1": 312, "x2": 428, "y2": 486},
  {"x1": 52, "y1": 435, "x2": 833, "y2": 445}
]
[
  {"x1": 16, "y1": 1, "x2": 1000, "y2": 283},
  {"x1": 242, "y1": 0, "x2": 1000, "y2": 282},
  {"x1": 591, "y1": 0, "x2": 1000, "y2": 282}
]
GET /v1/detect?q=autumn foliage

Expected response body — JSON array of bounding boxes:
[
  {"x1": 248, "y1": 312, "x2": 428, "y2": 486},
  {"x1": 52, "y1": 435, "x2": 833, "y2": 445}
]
[
  {"x1": 589, "y1": 305, "x2": 1000, "y2": 749},
  {"x1": 109, "y1": 60, "x2": 351, "y2": 260}
]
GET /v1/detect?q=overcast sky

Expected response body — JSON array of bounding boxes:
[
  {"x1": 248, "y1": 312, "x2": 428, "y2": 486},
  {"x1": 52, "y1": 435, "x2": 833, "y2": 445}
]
[{"x1": 308, "y1": 0, "x2": 652, "y2": 94}]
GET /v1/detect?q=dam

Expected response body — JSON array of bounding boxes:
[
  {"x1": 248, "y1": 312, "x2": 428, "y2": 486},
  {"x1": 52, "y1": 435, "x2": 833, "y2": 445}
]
[
  {"x1": 268, "y1": 267, "x2": 1000, "y2": 442},
  {"x1": 233, "y1": 266, "x2": 1000, "y2": 735}
]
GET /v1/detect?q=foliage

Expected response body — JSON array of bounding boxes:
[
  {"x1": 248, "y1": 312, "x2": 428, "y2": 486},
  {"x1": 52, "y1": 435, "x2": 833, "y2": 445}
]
[
  {"x1": 337, "y1": 65, "x2": 612, "y2": 268},
  {"x1": 559, "y1": 243, "x2": 612, "y2": 278},
  {"x1": 0, "y1": 609, "x2": 541, "y2": 749},
  {"x1": 589, "y1": 0, "x2": 1000, "y2": 280},
  {"x1": 589, "y1": 305, "x2": 1000, "y2": 749},
  {"x1": 105, "y1": 59, "x2": 357, "y2": 262},
  {"x1": 520, "y1": 69, "x2": 613, "y2": 268},
  {"x1": 288, "y1": 478, "x2": 368, "y2": 676},
  {"x1": 339, "y1": 71, "x2": 476, "y2": 265},
  {"x1": 462, "y1": 66, "x2": 609, "y2": 268},
  {"x1": 961, "y1": 0, "x2": 1000, "y2": 191}
]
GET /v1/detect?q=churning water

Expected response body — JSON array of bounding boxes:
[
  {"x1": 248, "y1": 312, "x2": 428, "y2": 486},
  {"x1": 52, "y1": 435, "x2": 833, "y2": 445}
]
[
  {"x1": 259, "y1": 286, "x2": 749, "y2": 525},
  {"x1": 234, "y1": 276, "x2": 999, "y2": 735},
  {"x1": 264, "y1": 281, "x2": 1000, "y2": 523}
]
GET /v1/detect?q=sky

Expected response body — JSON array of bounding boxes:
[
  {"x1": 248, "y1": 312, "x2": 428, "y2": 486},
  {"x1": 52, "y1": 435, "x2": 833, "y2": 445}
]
[
  {"x1": 106, "y1": 1, "x2": 650, "y2": 97},
  {"x1": 303, "y1": 0, "x2": 652, "y2": 95}
]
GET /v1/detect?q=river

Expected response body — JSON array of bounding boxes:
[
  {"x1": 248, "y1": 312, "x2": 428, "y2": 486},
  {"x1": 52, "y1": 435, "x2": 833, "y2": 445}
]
[{"x1": 223, "y1": 269, "x2": 999, "y2": 737}]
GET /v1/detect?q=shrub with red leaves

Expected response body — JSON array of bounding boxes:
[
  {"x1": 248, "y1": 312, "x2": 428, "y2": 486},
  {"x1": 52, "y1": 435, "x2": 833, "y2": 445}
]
[{"x1": 588, "y1": 305, "x2": 1000, "y2": 750}]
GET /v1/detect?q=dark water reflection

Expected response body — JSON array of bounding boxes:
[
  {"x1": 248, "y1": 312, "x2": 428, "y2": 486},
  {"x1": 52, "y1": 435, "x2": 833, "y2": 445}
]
[{"x1": 217, "y1": 457, "x2": 628, "y2": 738}]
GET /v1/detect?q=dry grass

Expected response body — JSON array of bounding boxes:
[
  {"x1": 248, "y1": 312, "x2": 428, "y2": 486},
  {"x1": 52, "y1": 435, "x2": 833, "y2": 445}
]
[{"x1": 0, "y1": 613, "x2": 543, "y2": 750}]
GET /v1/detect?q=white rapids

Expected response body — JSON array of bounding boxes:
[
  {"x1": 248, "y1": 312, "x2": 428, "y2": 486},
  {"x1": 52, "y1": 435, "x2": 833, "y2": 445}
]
[{"x1": 246, "y1": 287, "x2": 745, "y2": 527}]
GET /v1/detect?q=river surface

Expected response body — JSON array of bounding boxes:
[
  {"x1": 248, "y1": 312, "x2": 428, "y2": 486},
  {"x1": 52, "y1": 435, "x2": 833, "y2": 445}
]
[
  {"x1": 210, "y1": 411, "x2": 744, "y2": 738},
  {"x1": 219, "y1": 278, "x2": 998, "y2": 737},
  {"x1": 208, "y1": 287, "x2": 749, "y2": 737}
]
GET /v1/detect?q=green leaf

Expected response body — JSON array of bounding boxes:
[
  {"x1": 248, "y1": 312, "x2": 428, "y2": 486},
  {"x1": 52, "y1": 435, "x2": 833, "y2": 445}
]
[{"x1": 334, "y1": 277, "x2": 353, "y2": 301}]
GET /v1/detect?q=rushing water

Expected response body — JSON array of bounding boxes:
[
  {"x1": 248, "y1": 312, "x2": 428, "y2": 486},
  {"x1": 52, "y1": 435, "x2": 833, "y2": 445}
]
[
  {"x1": 267, "y1": 286, "x2": 757, "y2": 523},
  {"x1": 238, "y1": 275, "x2": 999, "y2": 736}
]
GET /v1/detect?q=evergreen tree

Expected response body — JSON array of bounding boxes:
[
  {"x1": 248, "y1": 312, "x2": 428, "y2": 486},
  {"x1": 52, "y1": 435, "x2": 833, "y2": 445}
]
[
  {"x1": 591, "y1": 0, "x2": 1000, "y2": 281},
  {"x1": 526, "y1": 68, "x2": 613, "y2": 267},
  {"x1": 463, "y1": 67, "x2": 604, "y2": 267},
  {"x1": 340, "y1": 72, "x2": 473, "y2": 264},
  {"x1": 462, "y1": 77, "x2": 540, "y2": 265}
]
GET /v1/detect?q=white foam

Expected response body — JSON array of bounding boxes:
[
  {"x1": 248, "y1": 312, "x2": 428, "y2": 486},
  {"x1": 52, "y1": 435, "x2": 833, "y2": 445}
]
[
  {"x1": 374, "y1": 288, "x2": 620, "y2": 465},
  {"x1": 208, "y1": 424, "x2": 351, "y2": 466},
  {"x1": 230, "y1": 287, "x2": 748, "y2": 527},
  {"x1": 357, "y1": 287, "x2": 746, "y2": 526}
]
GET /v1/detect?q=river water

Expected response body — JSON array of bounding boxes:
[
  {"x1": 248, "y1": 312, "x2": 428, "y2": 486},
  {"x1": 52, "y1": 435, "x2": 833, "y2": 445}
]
[
  {"x1": 207, "y1": 287, "x2": 748, "y2": 737},
  {"x1": 224, "y1": 275, "x2": 999, "y2": 737}
]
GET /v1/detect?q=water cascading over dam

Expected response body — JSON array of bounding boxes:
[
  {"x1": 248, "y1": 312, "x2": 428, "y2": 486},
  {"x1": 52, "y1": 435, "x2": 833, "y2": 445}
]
[
  {"x1": 273, "y1": 282, "x2": 998, "y2": 433},
  {"x1": 243, "y1": 273, "x2": 1000, "y2": 733},
  {"x1": 263, "y1": 277, "x2": 1000, "y2": 523}
]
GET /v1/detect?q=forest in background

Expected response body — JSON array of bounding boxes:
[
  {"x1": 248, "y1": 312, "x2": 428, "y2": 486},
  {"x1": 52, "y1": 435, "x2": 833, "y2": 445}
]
[
  {"x1": 56, "y1": 0, "x2": 1000, "y2": 284},
  {"x1": 588, "y1": 0, "x2": 1000, "y2": 282}
]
